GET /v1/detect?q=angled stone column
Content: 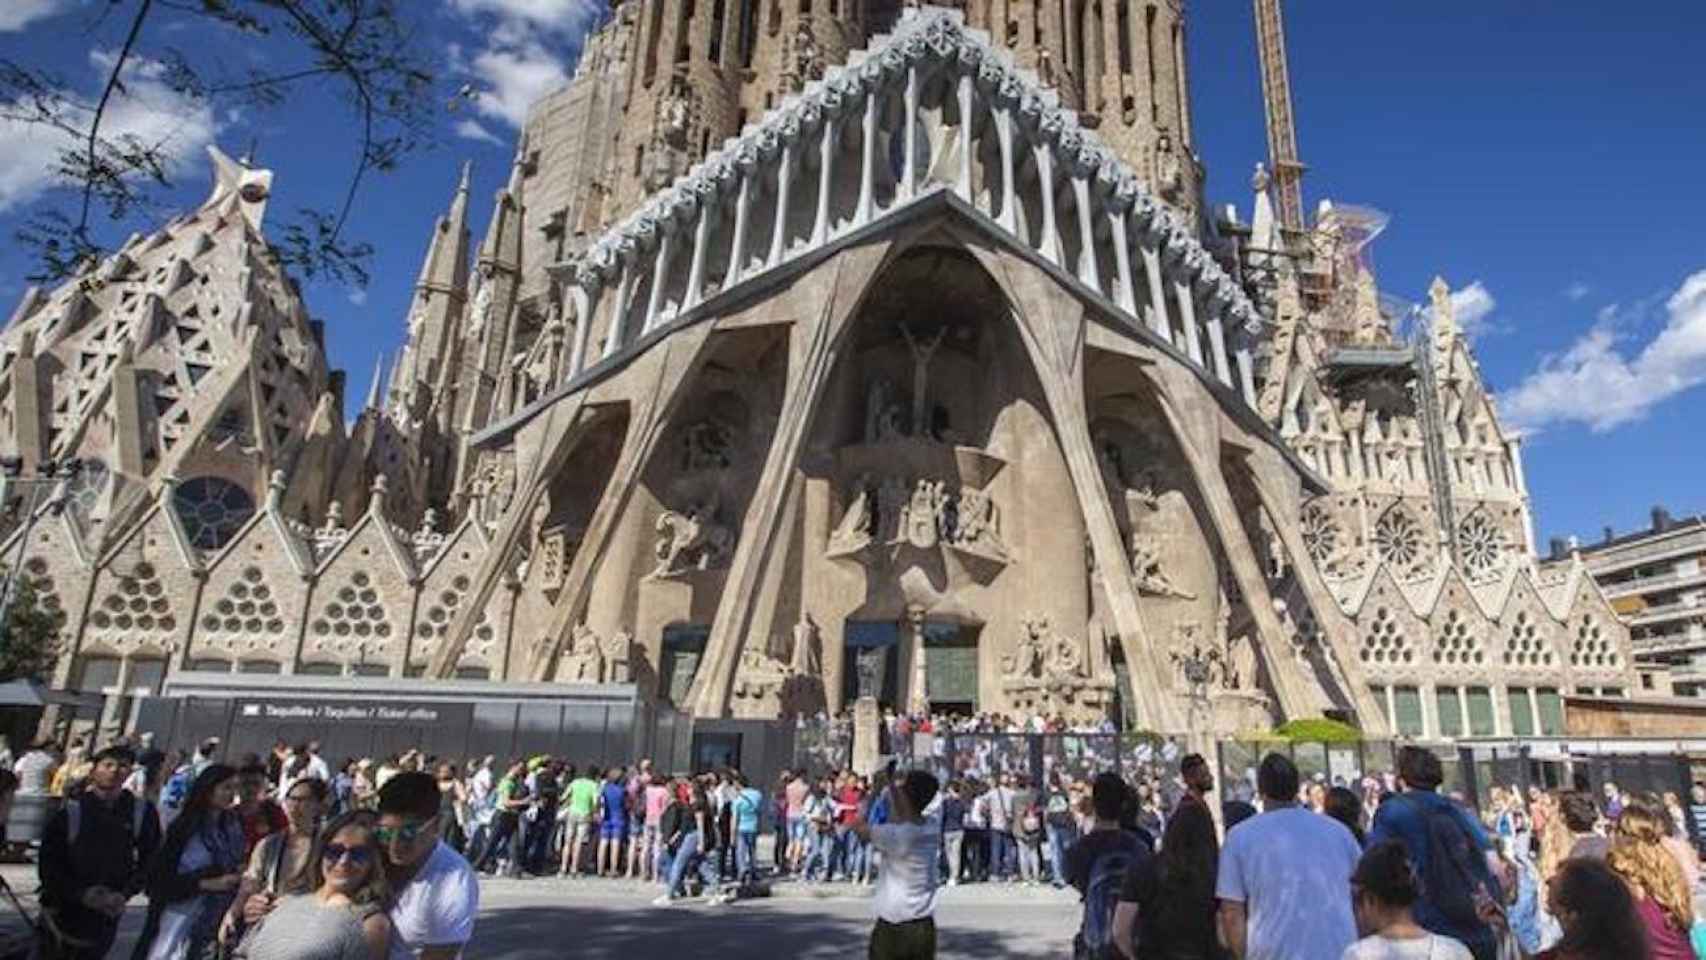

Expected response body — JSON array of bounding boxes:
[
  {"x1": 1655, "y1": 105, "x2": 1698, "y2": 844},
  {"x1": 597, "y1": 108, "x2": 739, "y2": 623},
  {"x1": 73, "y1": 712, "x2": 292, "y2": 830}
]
[
  {"x1": 685, "y1": 239, "x2": 900, "y2": 717},
  {"x1": 955, "y1": 234, "x2": 1180, "y2": 732},
  {"x1": 1148, "y1": 372, "x2": 1321, "y2": 723},
  {"x1": 1237, "y1": 445, "x2": 1391, "y2": 734}
]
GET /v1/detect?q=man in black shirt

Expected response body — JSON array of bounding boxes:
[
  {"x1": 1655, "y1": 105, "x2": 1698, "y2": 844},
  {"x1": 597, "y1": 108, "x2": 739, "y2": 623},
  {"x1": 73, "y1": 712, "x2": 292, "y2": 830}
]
[{"x1": 38, "y1": 745, "x2": 161, "y2": 960}]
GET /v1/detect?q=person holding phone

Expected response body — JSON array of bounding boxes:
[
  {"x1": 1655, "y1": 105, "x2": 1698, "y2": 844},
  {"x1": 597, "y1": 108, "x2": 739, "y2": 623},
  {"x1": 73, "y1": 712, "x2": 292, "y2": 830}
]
[{"x1": 852, "y1": 765, "x2": 942, "y2": 960}]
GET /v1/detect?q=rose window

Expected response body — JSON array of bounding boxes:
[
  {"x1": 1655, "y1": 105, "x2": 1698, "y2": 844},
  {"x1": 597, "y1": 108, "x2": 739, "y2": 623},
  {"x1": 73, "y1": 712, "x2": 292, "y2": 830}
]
[
  {"x1": 173, "y1": 476, "x2": 255, "y2": 549},
  {"x1": 1300, "y1": 504, "x2": 1341, "y2": 570},
  {"x1": 1375, "y1": 508, "x2": 1429, "y2": 571},
  {"x1": 1457, "y1": 513, "x2": 1507, "y2": 580}
]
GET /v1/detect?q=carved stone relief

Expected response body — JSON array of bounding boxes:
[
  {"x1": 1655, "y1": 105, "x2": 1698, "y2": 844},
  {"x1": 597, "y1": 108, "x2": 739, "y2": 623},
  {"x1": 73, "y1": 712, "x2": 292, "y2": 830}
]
[
  {"x1": 651, "y1": 501, "x2": 733, "y2": 577},
  {"x1": 1000, "y1": 615, "x2": 1112, "y2": 721}
]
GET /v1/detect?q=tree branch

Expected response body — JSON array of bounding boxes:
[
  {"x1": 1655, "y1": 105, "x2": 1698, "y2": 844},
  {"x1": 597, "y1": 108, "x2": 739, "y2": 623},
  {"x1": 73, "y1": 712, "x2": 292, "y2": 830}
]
[{"x1": 77, "y1": 0, "x2": 156, "y2": 245}]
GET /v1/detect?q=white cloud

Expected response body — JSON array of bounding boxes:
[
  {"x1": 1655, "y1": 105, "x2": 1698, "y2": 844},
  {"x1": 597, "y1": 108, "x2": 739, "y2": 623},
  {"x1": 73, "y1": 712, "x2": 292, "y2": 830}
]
[
  {"x1": 347, "y1": 286, "x2": 368, "y2": 306},
  {"x1": 446, "y1": 0, "x2": 602, "y2": 132},
  {"x1": 454, "y1": 117, "x2": 504, "y2": 146},
  {"x1": 1564, "y1": 282, "x2": 1591, "y2": 302},
  {"x1": 0, "y1": 0, "x2": 73, "y2": 32},
  {"x1": 461, "y1": 42, "x2": 569, "y2": 130},
  {"x1": 448, "y1": 0, "x2": 602, "y2": 34},
  {"x1": 0, "y1": 50, "x2": 218, "y2": 213},
  {"x1": 1497, "y1": 268, "x2": 1706, "y2": 433},
  {"x1": 1426, "y1": 279, "x2": 1498, "y2": 342}
]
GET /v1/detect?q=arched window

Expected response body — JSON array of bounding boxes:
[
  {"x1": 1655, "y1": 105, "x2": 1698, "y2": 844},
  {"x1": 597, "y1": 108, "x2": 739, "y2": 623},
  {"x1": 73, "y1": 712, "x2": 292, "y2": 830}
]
[{"x1": 173, "y1": 477, "x2": 255, "y2": 550}]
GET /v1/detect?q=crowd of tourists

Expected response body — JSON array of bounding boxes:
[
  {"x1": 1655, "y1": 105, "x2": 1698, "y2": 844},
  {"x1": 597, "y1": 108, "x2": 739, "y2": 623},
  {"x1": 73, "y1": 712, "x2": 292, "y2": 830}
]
[
  {"x1": 5, "y1": 728, "x2": 1706, "y2": 960},
  {"x1": 0, "y1": 736, "x2": 478, "y2": 960}
]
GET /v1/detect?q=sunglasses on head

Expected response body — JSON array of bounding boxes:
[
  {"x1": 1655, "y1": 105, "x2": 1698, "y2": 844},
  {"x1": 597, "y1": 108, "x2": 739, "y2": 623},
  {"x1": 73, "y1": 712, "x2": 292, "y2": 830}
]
[
  {"x1": 322, "y1": 842, "x2": 373, "y2": 867},
  {"x1": 374, "y1": 820, "x2": 432, "y2": 845}
]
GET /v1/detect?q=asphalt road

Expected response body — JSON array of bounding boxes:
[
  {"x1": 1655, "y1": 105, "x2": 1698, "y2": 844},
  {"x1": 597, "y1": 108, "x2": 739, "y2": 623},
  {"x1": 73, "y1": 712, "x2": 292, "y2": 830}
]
[{"x1": 1, "y1": 867, "x2": 1079, "y2": 959}]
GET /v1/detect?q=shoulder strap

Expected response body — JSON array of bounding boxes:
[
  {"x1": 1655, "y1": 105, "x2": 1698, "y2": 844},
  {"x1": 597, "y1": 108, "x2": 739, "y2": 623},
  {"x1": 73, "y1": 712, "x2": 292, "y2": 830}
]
[
  {"x1": 66, "y1": 798, "x2": 80, "y2": 846},
  {"x1": 264, "y1": 833, "x2": 288, "y2": 894}
]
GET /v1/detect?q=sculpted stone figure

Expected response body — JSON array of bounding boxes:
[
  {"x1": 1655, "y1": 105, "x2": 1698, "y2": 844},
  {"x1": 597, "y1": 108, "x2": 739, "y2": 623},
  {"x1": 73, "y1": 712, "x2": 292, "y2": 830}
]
[
  {"x1": 600, "y1": 629, "x2": 633, "y2": 683},
  {"x1": 652, "y1": 501, "x2": 733, "y2": 577},
  {"x1": 946, "y1": 486, "x2": 1007, "y2": 559},
  {"x1": 828, "y1": 479, "x2": 874, "y2": 554},
  {"x1": 791, "y1": 615, "x2": 821, "y2": 676},
  {"x1": 1130, "y1": 533, "x2": 1196, "y2": 600},
  {"x1": 468, "y1": 263, "x2": 495, "y2": 338},
  {"x1": 854, "y1": 645, "x2": 886, "y2": 700},
  {"x1": 900, "y1": 478, "x2": 947, "y2": 549},
  {"x1": 562, "y1": 624, "x2": 605, "y2": 682}
]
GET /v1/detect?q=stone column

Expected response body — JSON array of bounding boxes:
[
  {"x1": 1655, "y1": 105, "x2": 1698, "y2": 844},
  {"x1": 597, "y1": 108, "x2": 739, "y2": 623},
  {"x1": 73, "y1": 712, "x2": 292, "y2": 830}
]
[{"x1": 904, "y1": 603, "x2": 928, "y2": 715}]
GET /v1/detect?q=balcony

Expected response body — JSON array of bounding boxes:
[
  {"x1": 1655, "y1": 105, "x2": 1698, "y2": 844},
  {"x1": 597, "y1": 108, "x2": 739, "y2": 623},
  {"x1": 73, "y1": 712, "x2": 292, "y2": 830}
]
[
  {"x1": 1630, "y1": 600, "x2": 1706, "y2": 627},
  {"x1": 1599, "y1": 565, "x2": 1706, "y2": 598}
]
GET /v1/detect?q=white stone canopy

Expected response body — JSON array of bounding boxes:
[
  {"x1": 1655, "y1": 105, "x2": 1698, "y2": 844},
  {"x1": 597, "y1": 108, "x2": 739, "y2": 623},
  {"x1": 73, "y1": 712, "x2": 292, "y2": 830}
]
[{"x1": 503, "y1": 8, "x2": 1263, "y2": 443}]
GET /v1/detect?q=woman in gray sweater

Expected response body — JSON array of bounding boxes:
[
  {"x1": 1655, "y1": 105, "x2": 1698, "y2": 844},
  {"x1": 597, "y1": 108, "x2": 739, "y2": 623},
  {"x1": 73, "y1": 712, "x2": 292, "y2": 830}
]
[{"x1": 237, "y1": 811, "x2": 391, "y2": 960}]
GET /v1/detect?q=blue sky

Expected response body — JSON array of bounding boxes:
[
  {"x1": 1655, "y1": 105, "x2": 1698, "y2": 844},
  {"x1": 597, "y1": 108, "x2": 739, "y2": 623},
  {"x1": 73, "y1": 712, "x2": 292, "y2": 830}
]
[{"x1": 2, "y1": 1, "x2": 1703, "y2": 548}]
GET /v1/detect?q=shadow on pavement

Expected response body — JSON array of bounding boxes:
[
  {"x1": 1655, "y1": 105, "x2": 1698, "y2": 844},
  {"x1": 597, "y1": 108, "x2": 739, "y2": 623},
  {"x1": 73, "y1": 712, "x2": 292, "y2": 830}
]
[{"x1": 468, "y1": 902, "x2": 1064, "y2": 960}]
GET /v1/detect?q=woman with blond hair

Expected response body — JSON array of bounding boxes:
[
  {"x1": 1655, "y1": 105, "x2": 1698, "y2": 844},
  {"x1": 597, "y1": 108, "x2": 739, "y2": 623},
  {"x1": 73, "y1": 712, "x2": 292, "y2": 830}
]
[
  {"x1": 1606, "y1": 793, "x2": 1694, "y2": 960},
  {"x1": 1535, "y1": 792, "x2": 1575, "y2": 883},
  {"x1": 234, "y1": 810, "x2": 391, "y2": 960}
]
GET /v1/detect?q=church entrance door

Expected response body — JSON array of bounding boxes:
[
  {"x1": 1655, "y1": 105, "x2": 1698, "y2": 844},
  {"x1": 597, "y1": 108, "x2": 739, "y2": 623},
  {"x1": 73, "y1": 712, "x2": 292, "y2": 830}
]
[{"x1": 923, "y1": 622, "x2": 979, "y2": 716}]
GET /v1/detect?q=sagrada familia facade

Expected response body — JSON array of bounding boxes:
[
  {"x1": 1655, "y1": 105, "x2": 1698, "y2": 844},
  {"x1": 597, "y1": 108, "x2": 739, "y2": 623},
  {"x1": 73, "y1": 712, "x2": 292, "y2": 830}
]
[{"x1": 0, "y1": 0, "x2": 1635, "y2": 739}]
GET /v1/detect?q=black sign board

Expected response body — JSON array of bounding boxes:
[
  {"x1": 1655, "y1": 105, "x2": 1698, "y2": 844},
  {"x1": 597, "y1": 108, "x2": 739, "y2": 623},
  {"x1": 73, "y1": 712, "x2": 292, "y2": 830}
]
[{"x1": 232, "y1": 699, "x2": 467, "y2": 727}]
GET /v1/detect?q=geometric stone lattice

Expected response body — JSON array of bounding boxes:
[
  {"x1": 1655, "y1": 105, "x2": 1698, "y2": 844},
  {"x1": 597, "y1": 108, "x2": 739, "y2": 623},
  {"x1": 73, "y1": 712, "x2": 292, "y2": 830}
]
[
  {"x1": 1361, "y1": 606, "x2": 1414, "y2": 665},
  {"x1": 1432, "y1": 608, "x2": 1484, "y2": 667},
  {"x1": 1571, "y1": 615, "x2": 1619, "y2": 670},
  {"x1": 199, "y1": 566, "x2": 288, "y2": 654},
  {"x1": 87, "y1": 562, "x2": 176, "y2": 642},
  {"x1": 413, "y1": 574, "x2": 495, "y2": 664},
  {"x1": 1502, "y1": 610, "x2": 1555, "y2": 668},
  {"x1": 310, "y1": 570, "x2": 394, "y2": 650},
  {"x1": 22, "y1": 557, "x2": 67, "y2": 630}
]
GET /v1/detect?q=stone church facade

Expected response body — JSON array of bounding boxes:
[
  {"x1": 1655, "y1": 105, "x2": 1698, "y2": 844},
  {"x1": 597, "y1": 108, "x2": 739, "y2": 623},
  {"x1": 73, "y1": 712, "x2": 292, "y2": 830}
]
[{"x1": 0, "y1": 4, "x2": 1632, "y2": 740}]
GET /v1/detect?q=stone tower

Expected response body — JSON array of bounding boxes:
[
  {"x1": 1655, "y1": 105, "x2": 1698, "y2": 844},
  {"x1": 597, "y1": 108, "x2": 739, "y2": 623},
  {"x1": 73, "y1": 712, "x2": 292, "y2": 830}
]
[{"x1": 512, "y1": 0, "x2": 1203, "y2": 313}]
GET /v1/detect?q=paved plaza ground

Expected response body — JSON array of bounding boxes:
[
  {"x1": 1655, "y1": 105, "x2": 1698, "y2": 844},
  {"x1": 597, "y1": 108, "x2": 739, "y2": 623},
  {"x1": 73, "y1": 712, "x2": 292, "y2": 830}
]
[{"x1": 0, "y1": 866, "x2": 1079, "y2": 959}]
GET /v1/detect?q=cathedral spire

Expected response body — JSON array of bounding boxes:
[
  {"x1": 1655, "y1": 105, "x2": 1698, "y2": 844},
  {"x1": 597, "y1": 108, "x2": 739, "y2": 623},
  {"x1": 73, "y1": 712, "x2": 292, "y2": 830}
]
[{"x1": 395, "y1": 162, "x2": 475, "y2": 420}]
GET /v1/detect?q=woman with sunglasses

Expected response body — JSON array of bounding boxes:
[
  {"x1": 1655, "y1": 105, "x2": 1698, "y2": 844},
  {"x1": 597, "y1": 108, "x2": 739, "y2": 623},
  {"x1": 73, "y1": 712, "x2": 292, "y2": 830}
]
[{"x1": 235, "y1": 811, "x2": 391, "y2": 960}]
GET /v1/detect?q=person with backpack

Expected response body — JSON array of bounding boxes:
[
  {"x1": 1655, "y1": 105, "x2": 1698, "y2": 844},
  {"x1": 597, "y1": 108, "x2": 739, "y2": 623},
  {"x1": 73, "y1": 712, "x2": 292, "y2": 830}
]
[
  {"x1": 1215, "y1": 752, "x2": 1362, "y2": 960},
  {"x1": 1043, "y1": 774, "x2": 1078, "y2": 889},
  {"x1": 1064, "y1": 772, "x2": 1152, "y2": 960},
  {"x1": 159, "y1": 738, "x2": 221, "y2": 830},
  {"x1": 37, "y1": 744, "x2": 162, "y2": 960},
  {"x1": 1367, "y1": 746, "x2": 1502, "y2": 960}
]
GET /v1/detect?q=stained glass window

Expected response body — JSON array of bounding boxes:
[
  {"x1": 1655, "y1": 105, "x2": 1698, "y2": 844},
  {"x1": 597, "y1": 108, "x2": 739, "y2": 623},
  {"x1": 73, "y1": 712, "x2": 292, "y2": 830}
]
[{"x1": 173, "y1": 476, "x2": 255, "y2": 549}]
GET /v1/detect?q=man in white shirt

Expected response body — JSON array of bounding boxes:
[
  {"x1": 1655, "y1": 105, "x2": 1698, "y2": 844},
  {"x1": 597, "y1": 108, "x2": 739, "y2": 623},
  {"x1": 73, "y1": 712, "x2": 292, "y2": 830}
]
[
  {"x1": 853, "y1": 767, "x2": 941, "y2": 960},
  {"x1": 378, "y1": 771, "x2": 480, "y2": 960},
  {"x1": 1216, "y1": 752, "x2": 1362, "y2": 960}
]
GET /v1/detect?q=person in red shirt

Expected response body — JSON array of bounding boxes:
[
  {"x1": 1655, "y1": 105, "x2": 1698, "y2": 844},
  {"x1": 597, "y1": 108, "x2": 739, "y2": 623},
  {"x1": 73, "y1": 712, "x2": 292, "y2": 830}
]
[
  {"x1": 235, "y1": 759, "x2": 288, "y2": 861},
  {"x1": 833, "y1": 773, "x2": 867, "y2": 883}
]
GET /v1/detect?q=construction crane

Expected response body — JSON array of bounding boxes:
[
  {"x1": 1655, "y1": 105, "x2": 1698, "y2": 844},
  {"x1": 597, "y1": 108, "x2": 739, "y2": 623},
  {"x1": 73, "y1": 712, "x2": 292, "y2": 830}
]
[{"x1": 1254, "y1": 0, "x2": 1306, "y2": 240}]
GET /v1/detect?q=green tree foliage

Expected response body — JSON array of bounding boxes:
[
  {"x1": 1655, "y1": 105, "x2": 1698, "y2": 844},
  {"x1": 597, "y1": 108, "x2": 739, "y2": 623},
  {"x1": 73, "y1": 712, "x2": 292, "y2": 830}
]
[
  {"x1": 1271, "y1": 717, "x2": 1363, "y2": 744},
  {"x1": 0, "y1": 576, "x2": 64, "y2": 683}
]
